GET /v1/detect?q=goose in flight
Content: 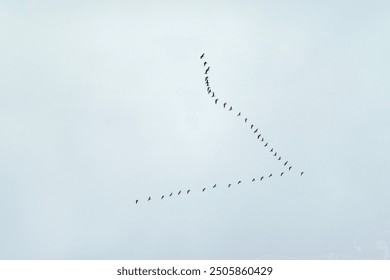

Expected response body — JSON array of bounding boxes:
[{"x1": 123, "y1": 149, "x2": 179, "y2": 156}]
[
  {"x1": 223, "y1": 102, "x2": 227, "y2": 108},
  {"x1": 245, "y1": 118, "x2": 248, "y2": 123},
  {"x1": 207, "y1": 86, "x2": 210, "y2": 91},
  {"x1": 237, "y1": 180, "x2": 242, "y2": 184},
  {"x1": 301, "y1": 172, "x2": 304, "y2": 176},
  {"x1": 228, "y1": 184, "x2": 231, "y2": 188},
  {"x1": 264, "y1": 142, "x2": 268, "y2": 147},
  {"x1": 289, "y1": 166, "x2": 292, "y2": 171},
  {"x1": 260, "y1": 176, "x2": 264, "y2": 181},
  {"x1": 237, "y1": 112, "x2": 241, "y2": 116},
  {"x1": 203, "y1": 61, "x2": 207, "y2": 66},
  {"x1": 229, "y1": 106, "x2": 233, "y2": 111},
  {"x1": 215, "y1": 98, "x2": 218, "y2": 104},
  {"x1": 250, "y1": 124, "x2": 254, "y2": 129},
  {"x1": 257, "y1": 134, "x2": 261, "y2": 139},
  {"x1": 284, "y1": 161, "x2": 288, "y2": 166},
  {"x1": 187, "y1": 190, "x2": 191, "y2": 194},
  {"x1": 280, "y1": 172, "x2": 284, "y2": 176},
  {"x1": 148, "y1": 196, "x2": 151, "y2": 201},
  {"x1": 178, "y1": 190, "x2": 181, "y2": 195},
  {"x1": 254, "y1": 129, "x2": 258, "y2": 133},
  {"x1": 213, "y1": 184, "x2": 217, "y2": 188},
  {"x1": 200, "y1": 53, "x2": 205, "y2": 59},
  {"x1": 212, "y1": 92, "x2": 215, "y2": 97},
  {"x1": 169, "y1": 192, "x2": 173, "y2": 197},
  {"x1": 161, "y1": 195, "x2": 164, "y2": 200},
  {"x1": 268, "y1": 174, "x2": 272, "y2": 178},
  {"x1": 205, "y1": 68, "x2": 210, "y2": 74},
  {"x1": 270, "y1": 148, "x2": 274, "y2": 152},
  {"x1": 202, "y1": 188, "x2": 206, "y2": 192},
  {"x1": 274, "y1": 152, "x2": 277, "y2": 156},
  {"x1": 205, "y1": 76, "x2": 208, "y2": 81},
  {"x1": 252, "y1": 178, "x2": 256, "y2": 182},
  {"x1": 135, "y1": 199, "x2": 138, "y2": 204},
  {"x1": 278, "y1": 156, "x2": 281, "y2": 160}
]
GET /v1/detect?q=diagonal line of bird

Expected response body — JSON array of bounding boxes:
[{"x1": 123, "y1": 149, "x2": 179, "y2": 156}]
[{"x1": 134, "y1": 53, "x2": 304, "y2": 205}]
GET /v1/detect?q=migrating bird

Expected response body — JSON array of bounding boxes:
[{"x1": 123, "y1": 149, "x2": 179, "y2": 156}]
[
  {"x1": 161, "y1": 195, "x2": 164, "y2": 200},
  {"x1": 278, "y1": 156, "x2": 281, "y2": 160},
  {"x1": 280, "y1": 172, "x2": 284, "y2": 176},
  {"x1": 274, "y1": 152, "x2": 277, "y2": 156},
  {"x1": 252, "y1": 178, "x2": 256, "y2": 182},
  {"x1": 254, "y1": 129, "x2": 258, "y2": 133},
  {"x1": 284, "y1": 161, "x2": 288, "y2": 166},
  {"x1": 229, "y1": 106, "x2": 233, "y2": 111},
  {"x1": 213, "y1": 184, "x2": 217, "y2": 188},
  {"x1": 270, "y1": 148, "x2": 274, "y2": 152},
  {"x1": 148, "y1": 196, "x2": 151, "y2": 201},
  {"x1": 289, "y1": 166, "x2": 292, "y2": 171},
  {"x1": 301, "y1": 172, "x2": 304, "y2": 176},
  {"x1": 257, "y1": 134, "x2": 261, "y2": 139},
  {"x1": 237, "y1": 112, "x2": 241, "y2": 116},
  {"x1": 203, "y1": 62, "x2": 207, "y2": 66},
  {"x1": 261, "y1": 138, "x2": 264, "y2": 142},
  {"x1": 200, "y1": 53, "x2": 205, "y2": 59},
  {"x1": 207, "y1": 86, "x2": 210, "y2": 91},
  {"x1": 169, "y1": 193, "x2": 173, "y2": 197},
  {"x1": 228, "y1": 184, "x2": 231, "y2": 188},
  {"x1": 223, "y1": 102, "x2": 227, "y2": 108},
  {"x1": 205, "y1": 76, "x2": 208, "y2": 81},
  {"x1": 212, "y1": 92, "x2": 215, "y2": 97},
  {"x1": 187, "y1": 190, "x2": 191, "y2": 194},
  {"x1": 269, "y1": 174, "x2": 272, "y2": 178},
  {"x1": 135, "y1": 199, "x2": 138, "y2": 204},
  {"x1": 205, "y1": 68, "x2": 210, "y2": 74},
  {"x1": 178, "y1": 190, "x2": 181, "y2": 195},
  {"x1": 250, "y1": 124, "x2": 254, "y2": 129},
  {"x1": 215, "y1": 98, "x2": 218, "y2": 104},
  {"x1": 237, "y1": 180, "x2": 242, "y2": 184},
  {"x1": 202, "y1": 188, "x2": 206, "y2": 192},
  {"x1": 245, "y1": 118, "x2": 248, "y2": 123},
  {"x1": 264, "y1": 142, "x2": 268, "y2": 147},
  {"x1": 260, "y1": 176, "x2": 264, "y2": 181}
]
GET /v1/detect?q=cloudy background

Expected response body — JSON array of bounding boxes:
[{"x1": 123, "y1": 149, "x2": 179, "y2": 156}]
[{"x1": 1, "y1": 0, "x2": 389, "y2": 259}]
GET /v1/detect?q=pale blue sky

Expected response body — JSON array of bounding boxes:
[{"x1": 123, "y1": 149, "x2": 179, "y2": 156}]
[{"x1": 0, "y1": 0, "x2": 389, "y2": 259}]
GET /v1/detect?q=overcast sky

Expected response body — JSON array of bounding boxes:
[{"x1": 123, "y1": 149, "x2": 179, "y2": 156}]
[{"x1": 1, "y1": 0, "x2": 389, "y2": 259}]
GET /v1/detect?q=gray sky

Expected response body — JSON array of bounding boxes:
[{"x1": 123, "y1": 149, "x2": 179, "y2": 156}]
[{"x1": 1, "y1": 0, "x2": 389, "y2": 259}]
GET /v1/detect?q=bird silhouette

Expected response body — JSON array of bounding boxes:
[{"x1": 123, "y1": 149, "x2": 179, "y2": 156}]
[
  {"x1": 257, "y1": 134, "x2": 261, "y2": 139},
  {"x1": 161, "y1": 195, "x2": 164, "y2": 200},
  {"x1": 252, "y1": 178, "x2": 255, "y2": 182},
  {"x1": 215, "y1": 98, "x2": 218, "y2": 104},
  {"x1": 212, "y1": 92, "x2": 215, "y2": 97},
  {"x1": 187, "y1": 190, "x2": 190, "y2": 194},
  {"x1": 289, "y1": 166, "x2": 292, "y2": 171},
  {"x1": 200, "y1": 53, "x2": 205, "y2": 59},
  {"x1": 213, "y1": 184, "x2": 217, "y2": 188},
  {"x1": 229, "y1": 106, "x2": 233, "y2": 111},
  {"x1": 207, "y1": 86, "x2": 210, "y2": 91},
  {"x1": 237, "y1": 180, "x2": 242, "y2": 184},
  {"x1": 260, "y1": 176, "x2": 264, "y2": 181},
  {"x1": 280, "y1": 172, "x2": 284, "y2": 176},
  {"x1": 205, "y1": 76, "x2": 208, "y2": 81},
  {"x1": 245, "y1": 118, "x2": 248, "y2": 123},
  {"x1": 202, "y1": 188, "x2": 206, "y2": 192},
  {"x1": 254, "y1": 129, "x2": 258, "y2": 133},
  {"x1": 301, "y1": 172, "x2": 304, "y2": 176},
  {"x1": 270, "y1": 148, "x2": 273, "y2": 152},
  {"x1": 269, "y1": 174, "x2": 272, "y2": 178},
  {"x1": 178, "y1": 190, "x2": 181, "y2": 195},
  {"x1": 148, "y1": 196, "x2": 151, "y2": 201},
  {"x1": 250, "y1": 124, "x2": 254, "y2": 129},
  {"x1": 264, "y1": 142, "x2": 268, "y2": 147},
  {"x1": 237, "y1": 112, "x2": 241, "y2": 116},
  {"x1": 203, "y1": 62, "x2": 207, "y2": 66},
  {"x1": 223, "y1": 102, "x2": 227, "y2": 108},
  {"x1": 228, "y1": 184, "x2": 231, "y2": 188},
  {"x1": 169, "y1": 192, "x2": 173, "y2": 197},
  {"x1": 278, "y1": 156, "x2": 281, "y2": 160},
  {"x1": 135, "y1": 200, "x2": 138, "y2": 204},
  {"x1": 261, "y1": 138, "x2": 264, "y2": 142},
  {"x1": 274, "y1": 152, "x2": 277, "y2": 156},
  {"x1": 284, "y1": 161, "x2": 288, "y2": 166},
  {"x1": 205, "y1": 68, "x2": 210, "y2": 74}
]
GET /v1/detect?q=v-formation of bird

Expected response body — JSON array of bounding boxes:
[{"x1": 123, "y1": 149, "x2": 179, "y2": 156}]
[{"x1": 135, "y1": 53, "x2": 304, "y2": 205}]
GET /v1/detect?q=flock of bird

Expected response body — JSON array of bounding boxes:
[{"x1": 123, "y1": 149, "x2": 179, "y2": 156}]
[{"x1": 135, "y1": 53, "x2": 304, "y2": 205}]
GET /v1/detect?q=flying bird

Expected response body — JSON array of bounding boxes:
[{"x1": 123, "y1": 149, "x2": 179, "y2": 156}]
[
  {"x1": 148, "y1": 196, "x2": 151, "y2": 201},
  {"x1": 268, "y1": 174, "x2": 272, "y2": 178},
  {"x1": 289, "y1": 166, "x2": 292, "y2": 171},
  {"x1": 245, "y1": 118, "x2": 248, "y2": 123},
  {"x1": 169, "y1": 193, "x2": 173, "y2": 197},
  {"x1": 223, "y1": 102, "x2": 227, "y2": 108},
  {"x1": 301, "y1": 172, "x2": 304, "y2": 176},
  {"x1": 254, "y1": 129, "x2": 258, "y2": 133},
  {"x1": 212, "y1": 92, "x2": 215, "y2": 97},
  {"x1": 215, "y1": 98, "x2": 218, "y2": 104},
  {"x1": 280, "y1": 172, "x2": 284, "y2": 176},
  {"x1": 237, "y1": 181, "x2": 242, "y2": 184},
  {"x1": 252, "y1": 178, "x2": 255, "y2": 182},
  {"x1": 187, "y1": 190, "x2": 190, "y2": 194},
  {"x1": 178, "y1": 190, "x2": 181, "y2": 195},
  {"x1": 202, "y1": 188, "x2": 206, "y2": 192},
  {"x1": 237, "y1": 112, "x2": 241, "y2": 116},
  {"x1": 213, "y1": 184, "x2": 217, "y2": 188},
  {"x1": 203, "y1": 62, "x2": 207, "y2": 66},
  {"x1": 205, "y1": 76, "x2": 208, "y2": 81},
  {"x1": 207, "y1": 86, "x2": 210, "y2": 91},
  {"x1": 261, "y1": 138, "x2": 264, "y2": 142},
  {"x1": 257, "y1": 134, "x2": 261, "y2": 139},
  {"x1": 284, "y1": 161, "x2": 288, "y2": 166},
  {"x1": 229, "y1": 106, "x2": 232, "y2": 111},
  {"x1": 264, "y1": 142, "x2": 268, "y2": 147},
  {"x1": 270, "y1": 148, "x2": 273, "y2": 152},
  {"x1": 161, "y1": 195, "x2": 164, "y2": 200},
  {"x1": 205, "y1": 68, "x2": 210, "y2": 74},
  {"x1": 228, "y1": 184, "x2": 231, "y2": 188},
  {"x1": 250, "y1": 124, "x2": 254, "y2": 129},
  {"x1": 200, "y1": 53, "x2": 205, "y2": 59},
  {"x1": 135, "y1": 200, "x2": 138, "y2": 204},
  {"x1": 260, "y1": 176, "x2": 264, "y2": 181},
  {"x1": 278, "y1": 156, "x2": 281, "y2": 160},
  {"x1": 274, "y1": 152, "x2": 277, "y2": 156}
]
